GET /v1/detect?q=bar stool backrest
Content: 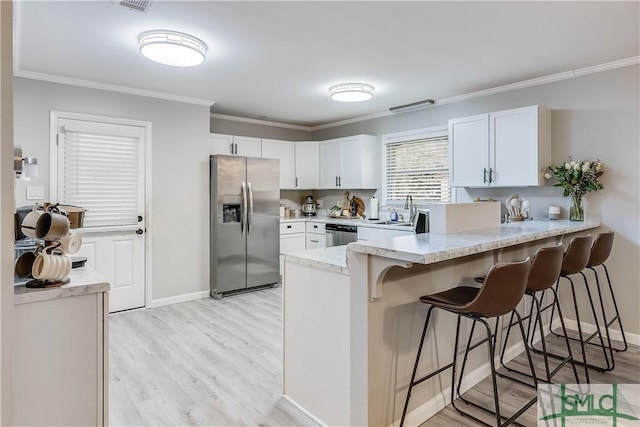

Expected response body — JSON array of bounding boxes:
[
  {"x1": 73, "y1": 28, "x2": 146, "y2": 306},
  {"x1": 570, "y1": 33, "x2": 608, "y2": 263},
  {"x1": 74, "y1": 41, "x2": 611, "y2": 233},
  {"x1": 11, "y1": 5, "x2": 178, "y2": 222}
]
[
  {"x1": 587, "y1": 232, "x2": 614, "y2": 267},
  {"x1": 561, "y1": 235, "x2": 593, "y2": 275},
  {"x1": 527, "y1": 244, "x2": 564, "y2": 292},
  {"x1": 462, "y1": 258, "x2": 531, "y2": 318}
]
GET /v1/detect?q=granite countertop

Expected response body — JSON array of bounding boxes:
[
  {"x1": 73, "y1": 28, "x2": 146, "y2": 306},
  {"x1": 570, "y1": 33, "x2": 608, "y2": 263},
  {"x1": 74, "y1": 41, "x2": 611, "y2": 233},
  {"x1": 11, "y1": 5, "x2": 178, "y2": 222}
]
[
  {"x1": 282, "y1": 245, "x2": 349, "y2": 275},
  {"x1": 280, "y1": 217, "x2": 414, "y2": 231},
  {"x1": 282, "y1": 220, "x2": 601, "y2": 274},
  {"x1": 349, "y1": 219, "x2": 600, "y2": 264},
  {"x1": 14, "y1": 267, "x2": 110, "y2": 305}
]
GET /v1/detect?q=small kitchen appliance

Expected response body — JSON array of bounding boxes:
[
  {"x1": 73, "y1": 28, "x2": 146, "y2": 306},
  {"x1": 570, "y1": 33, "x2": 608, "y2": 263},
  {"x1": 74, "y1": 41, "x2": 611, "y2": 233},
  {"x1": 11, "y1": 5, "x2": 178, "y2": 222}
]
[{"x1": 302, "y1": 195, "x2": 317, "y2": 216}]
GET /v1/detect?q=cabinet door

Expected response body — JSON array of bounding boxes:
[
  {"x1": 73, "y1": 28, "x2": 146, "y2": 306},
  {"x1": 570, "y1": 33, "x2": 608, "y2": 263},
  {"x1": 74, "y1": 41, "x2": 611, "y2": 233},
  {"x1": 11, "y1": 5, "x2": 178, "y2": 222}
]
[
  {"x1": 490, "y1": 106, "x2": 540, "y2": 186},
  {"x1": 280, "y1": 233, "x2": 306, "y2": 253},
  {"x1": 340, "y1": 135, "x2": 379, "y2": 189},
  {"x1": 294, "y1": 142, "x2": 319, "y2": 189},
  {"x1": 209, "y1": 133, "x2": 234, "y2": 155},
  {"x1": 306, "y1": 233, "x2": 326, "y2": 249},
  {"x1": 319, "y1": 140, "x2": 342, "y2": 188},
  {"x1": 234, "y1": 136, "x2": 261, "y2": 157},
  {"x1": 262, "y1": 139, "x2": 295, "y2": 189},
  {"x1": 448, "y1": 115, "x2": 489, "y2": 187}
]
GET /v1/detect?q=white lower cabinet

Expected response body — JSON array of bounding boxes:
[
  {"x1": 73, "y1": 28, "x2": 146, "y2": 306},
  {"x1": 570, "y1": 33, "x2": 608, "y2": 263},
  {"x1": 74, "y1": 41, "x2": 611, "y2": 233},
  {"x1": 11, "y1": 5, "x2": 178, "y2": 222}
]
[
  {"x1": 305, "y1": 222, "x2": 326, "y2": 249},
  {"x1": 14, "y1": 288, "x2": 108, "y2": 426},
  {"x1": 280, "y1": 233, "x2": 306, "y2": 253}
]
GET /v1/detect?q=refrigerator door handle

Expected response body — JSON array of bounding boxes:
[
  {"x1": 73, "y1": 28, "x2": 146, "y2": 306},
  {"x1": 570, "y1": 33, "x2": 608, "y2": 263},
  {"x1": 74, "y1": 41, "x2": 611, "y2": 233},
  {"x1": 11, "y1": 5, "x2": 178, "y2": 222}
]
[
  {"x1": 247, "y1": 181, "x2": 254, "y2": 235},
  {"x1": 241, "y1": 181, "x2": 247, "y2": 235}
]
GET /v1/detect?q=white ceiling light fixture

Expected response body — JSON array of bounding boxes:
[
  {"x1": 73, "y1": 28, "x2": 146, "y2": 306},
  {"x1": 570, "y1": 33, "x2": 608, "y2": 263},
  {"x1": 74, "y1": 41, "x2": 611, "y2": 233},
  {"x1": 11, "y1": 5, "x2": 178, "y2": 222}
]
[
  {"x1": 329, "y1": 83, "x2": 375, "y2": 102},
  {"x1": 138, "y1": 30, "x2": 207, "y2": 67}
]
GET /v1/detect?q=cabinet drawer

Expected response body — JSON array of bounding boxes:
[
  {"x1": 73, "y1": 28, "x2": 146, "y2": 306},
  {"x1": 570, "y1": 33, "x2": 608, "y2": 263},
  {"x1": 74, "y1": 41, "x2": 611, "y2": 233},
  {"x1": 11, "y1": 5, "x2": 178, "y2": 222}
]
[
  {"x1": 306, "y1": 233, "x2": 326, "y2": 250},
  {"x1": 306, "y1": 222, "x2": 326, "y2": 234},
  {"x1": 280, "y1": 221, "x2": 306, "y2": 234}
]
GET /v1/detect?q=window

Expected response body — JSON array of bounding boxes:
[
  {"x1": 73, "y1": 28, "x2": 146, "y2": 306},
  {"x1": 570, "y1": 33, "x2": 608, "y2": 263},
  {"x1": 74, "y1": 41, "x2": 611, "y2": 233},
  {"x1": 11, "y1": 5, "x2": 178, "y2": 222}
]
[
  {"x1": 56, "y1": 118, "x2": 146, "y2": 228},
  {"x1": 382, "y1": 127, "x2": 450, "y2": 205}
]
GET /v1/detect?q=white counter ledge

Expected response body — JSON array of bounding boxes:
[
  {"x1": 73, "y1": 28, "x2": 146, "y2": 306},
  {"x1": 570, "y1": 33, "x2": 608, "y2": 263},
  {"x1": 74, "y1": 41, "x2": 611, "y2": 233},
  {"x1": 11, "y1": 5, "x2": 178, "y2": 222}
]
[
  {"x1": 281, "y1": 245, "x2": 349, "y2": 275},
  {"x1": 349, "y1": 219, "x2": 600, "y2": 265},
  {"x1": 14, "y1": 267, "x2": 110, "y2": 305}
]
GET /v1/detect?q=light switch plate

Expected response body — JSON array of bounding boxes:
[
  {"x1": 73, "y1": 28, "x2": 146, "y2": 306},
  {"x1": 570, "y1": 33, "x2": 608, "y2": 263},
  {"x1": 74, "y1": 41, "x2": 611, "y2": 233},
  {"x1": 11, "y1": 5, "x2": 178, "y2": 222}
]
[{"x1": 26, "y1": 186, "x2": 44, "y2": 200}]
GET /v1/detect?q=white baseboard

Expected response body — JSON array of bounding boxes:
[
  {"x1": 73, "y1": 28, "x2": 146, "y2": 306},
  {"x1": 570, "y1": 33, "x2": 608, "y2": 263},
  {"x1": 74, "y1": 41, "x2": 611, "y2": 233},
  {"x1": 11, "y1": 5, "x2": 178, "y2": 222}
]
[
  {"x1": 282, "y1": 394, "x2": 328, "y2": 427},
  {"x1": 148, "y1": 290, "x2": 210, "y2": 308},
  {"x1": 394, "y1": 340, "x2": 527, "y2": 427},
  {"x1": 560, "y1": 318, "x2": 640, "y2": 347}
]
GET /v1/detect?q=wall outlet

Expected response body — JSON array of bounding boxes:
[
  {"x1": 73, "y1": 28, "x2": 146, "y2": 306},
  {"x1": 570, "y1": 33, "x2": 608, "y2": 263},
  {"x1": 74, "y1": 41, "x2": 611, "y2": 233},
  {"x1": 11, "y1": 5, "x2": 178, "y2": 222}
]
[
  {"x1": 26, "y1": 186, "x2": 44, "y2": 200},
  {"x1": 317, "y1": 200, "x2": 323, "y2": 208}
]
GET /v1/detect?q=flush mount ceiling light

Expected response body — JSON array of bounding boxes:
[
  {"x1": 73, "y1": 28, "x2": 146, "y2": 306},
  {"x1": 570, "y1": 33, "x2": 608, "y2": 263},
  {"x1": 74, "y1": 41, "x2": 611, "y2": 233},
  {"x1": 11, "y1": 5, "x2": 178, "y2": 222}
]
[
  {"x1": 138, "y1": 30, "x2": 207, "y2": 67},
  {"x1": 329, "y1": 83, "x2": 375, "y2": 102}
]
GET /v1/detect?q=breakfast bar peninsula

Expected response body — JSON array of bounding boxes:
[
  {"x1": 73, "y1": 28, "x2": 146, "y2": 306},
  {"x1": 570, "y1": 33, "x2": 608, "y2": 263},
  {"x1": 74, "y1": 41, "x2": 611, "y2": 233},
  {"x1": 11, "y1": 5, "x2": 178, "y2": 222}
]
[{"x1": 281, "y1": 219, "x2": 600, "y2": 427}]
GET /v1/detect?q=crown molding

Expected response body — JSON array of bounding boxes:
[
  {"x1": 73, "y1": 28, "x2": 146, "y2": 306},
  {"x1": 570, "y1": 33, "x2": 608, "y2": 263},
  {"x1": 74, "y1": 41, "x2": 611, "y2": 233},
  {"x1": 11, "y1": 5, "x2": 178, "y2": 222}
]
[
  {"x1": 14, "y1": 70, "x2": 215, "y2": 107},
  {"x1": 209, "y1": 113, "x2": 312, "y2": 132},
  {"x1": 309, "y1": 110, "x2": 394, "y2": 131}
]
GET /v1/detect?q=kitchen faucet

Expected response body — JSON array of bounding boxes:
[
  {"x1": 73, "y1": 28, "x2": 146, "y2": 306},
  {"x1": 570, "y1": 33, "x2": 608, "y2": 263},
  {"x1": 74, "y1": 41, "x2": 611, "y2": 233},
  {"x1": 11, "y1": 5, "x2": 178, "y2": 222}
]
[{"x1": 404, "y1": 194, "x2": 416, "y2": 224}]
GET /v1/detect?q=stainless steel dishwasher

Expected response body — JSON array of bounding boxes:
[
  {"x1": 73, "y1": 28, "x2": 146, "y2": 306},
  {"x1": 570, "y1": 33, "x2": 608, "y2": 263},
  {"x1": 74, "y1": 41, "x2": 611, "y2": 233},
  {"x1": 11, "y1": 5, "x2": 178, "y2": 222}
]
[{"x1": 325, "y1": 223, "x2": 357, "y2": 247}]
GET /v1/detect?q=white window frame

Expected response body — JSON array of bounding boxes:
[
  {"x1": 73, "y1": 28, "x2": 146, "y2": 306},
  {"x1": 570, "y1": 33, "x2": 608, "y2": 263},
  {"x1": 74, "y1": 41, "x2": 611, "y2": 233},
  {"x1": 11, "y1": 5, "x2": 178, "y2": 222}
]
[{"x1": 381, "y1": 125, "x2": 451, "y2": 207}]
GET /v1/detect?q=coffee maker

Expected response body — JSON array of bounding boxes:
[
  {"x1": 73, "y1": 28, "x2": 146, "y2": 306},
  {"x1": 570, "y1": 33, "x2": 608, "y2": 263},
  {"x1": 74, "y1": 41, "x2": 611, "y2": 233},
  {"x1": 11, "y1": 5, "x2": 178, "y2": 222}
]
[{"x1": 302, "y1": 195, "x2": 317, "y2": 216}]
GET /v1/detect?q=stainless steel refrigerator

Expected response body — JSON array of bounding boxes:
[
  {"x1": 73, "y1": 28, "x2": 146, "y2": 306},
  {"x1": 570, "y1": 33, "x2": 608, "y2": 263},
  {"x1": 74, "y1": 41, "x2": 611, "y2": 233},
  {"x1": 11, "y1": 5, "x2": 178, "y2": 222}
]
[{"x1": 210, "y1": 155, "x2": 280, "y2": 299}]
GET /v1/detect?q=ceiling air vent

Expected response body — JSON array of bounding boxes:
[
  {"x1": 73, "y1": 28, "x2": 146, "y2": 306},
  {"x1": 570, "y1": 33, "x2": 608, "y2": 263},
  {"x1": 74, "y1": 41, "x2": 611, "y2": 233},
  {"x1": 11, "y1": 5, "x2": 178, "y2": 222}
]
[{"x1": 118, "y1": 0, "x2": 155, "y2": 13}]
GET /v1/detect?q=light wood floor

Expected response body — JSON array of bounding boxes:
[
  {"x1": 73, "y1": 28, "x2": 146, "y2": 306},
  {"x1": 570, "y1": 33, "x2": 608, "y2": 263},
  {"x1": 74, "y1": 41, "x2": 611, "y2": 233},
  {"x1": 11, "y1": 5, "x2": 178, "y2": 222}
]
[
  {"x1": 110, "y1": 288, "x2": 639, "y2": 427},
  {"x1": 109, "y1": 287, "x2": 316, "y2": 426}
]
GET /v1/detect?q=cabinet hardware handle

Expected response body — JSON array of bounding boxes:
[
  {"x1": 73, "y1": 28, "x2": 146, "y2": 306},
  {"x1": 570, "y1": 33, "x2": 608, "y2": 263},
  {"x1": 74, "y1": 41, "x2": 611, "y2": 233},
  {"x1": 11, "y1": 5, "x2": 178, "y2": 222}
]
[
  {"x1": 489, "y1": 168, "x2": 494, "y2": 183},
  {"x1": 235, "y1": 143, "x2": 238, "y2": 154},
  {"x1": 483, "y1": 168, "x2": 488, "y2": 183},
  {"x1": 230, "y1": 143, "x2": 234, "y2": 154},
  {"x1": 136, "y1": 228, "x2": 144, "y2": 235},
  {"x1": 313, "y1": 225, "x2": 317, "y2": 228},
  {"x1": 138, "y1": 215, "x2": 143, "y2": 222},
  {"x1": 310, "y1": 239, "x2": 318, "y2": 243},
  {"x1": 295, "y1": 177, "x2": 298, "y2": 187},
  {"x1": 338, "y1": 176, "x2": 342, "y2": 187},
  {"x1": 287, "y1": 225, "x2": 292, "y2": 228}
]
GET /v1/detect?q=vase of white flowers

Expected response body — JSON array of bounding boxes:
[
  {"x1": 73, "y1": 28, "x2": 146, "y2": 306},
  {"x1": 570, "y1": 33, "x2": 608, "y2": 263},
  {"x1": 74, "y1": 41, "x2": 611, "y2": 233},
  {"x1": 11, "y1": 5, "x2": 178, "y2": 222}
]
[{"x1": 544, "y1": 159, "x2": 604, "y2": 221}]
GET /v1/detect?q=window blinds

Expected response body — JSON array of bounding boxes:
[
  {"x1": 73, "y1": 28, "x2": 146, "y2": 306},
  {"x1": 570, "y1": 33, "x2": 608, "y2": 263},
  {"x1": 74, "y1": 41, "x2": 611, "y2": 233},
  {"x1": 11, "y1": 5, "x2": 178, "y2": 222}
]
[
  {"x1": 59, "y1": 129, "x2": 141, "y2": 228},
  {"x1": 385, "y1": 136, "x2": 450, "y2": 203}
]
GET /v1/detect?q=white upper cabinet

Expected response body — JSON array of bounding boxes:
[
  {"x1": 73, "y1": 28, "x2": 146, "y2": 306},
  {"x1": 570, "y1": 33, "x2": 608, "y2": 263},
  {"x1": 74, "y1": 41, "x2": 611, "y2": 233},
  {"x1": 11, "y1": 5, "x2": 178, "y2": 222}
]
[
  {"x1": 209, "y1": 134, "x2": 261, "y2": 157},
  {"x1": 319, "y1": 135, "x2": 379, "y2": 189},
  {"x1": 233, "y1": 136, "x2": 262, "y2": 157},
  {"x1": 209, "y1": 133, "x2": 234, "y2": 155},
  {"x1": 448, "y1": 105, "x2": 550, "y2": 187},
  {"x1": 294, "y1": 142, "x2": 319, "y2": 189},
  {"x1": 262, "y1": 139, "x2": 296, "y2": 189},
  {"x1": 319, "y1": 140, "x2": 342, "y2": 188}
]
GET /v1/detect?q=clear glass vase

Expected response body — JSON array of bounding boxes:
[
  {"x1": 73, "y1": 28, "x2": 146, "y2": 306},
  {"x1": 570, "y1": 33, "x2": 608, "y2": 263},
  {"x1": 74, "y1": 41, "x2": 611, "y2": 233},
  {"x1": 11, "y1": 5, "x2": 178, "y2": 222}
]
[{"x1": 569, "y1": 194, "x2": 584, "y2": 221}]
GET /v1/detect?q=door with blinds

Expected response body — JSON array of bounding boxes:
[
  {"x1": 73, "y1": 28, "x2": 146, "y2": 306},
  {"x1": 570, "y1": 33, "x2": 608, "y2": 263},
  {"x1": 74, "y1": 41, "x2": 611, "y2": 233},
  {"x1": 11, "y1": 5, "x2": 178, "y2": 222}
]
[{"x1": 53, "y1": 117, "x2": 146, "y2": 313}]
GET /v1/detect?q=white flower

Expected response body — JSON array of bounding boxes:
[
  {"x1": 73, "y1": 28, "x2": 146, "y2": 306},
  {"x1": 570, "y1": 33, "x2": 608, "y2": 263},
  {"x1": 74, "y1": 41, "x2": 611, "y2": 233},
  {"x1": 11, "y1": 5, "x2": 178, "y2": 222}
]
[
  {"x1": 544, "y1": 172, "x2": 553, "y2": 180},
  {"x1": 595, "y1": 162, "x2": 603, "y2": 172},
  {"x1": 570, "y1": 160, "x2": 576, "y2": 166},
  {"x1": 582, "y1": 164, "x2": 590, "y2": 172},
  {"x1": 583, "y1": 161, "x2": 591, "y2": 169},
  {"x1": 573, "y1": 163, "x2": 581, "y2": 170},
  {"x1": 564, "y1": 162, "x2": 572, "y2": 170}
]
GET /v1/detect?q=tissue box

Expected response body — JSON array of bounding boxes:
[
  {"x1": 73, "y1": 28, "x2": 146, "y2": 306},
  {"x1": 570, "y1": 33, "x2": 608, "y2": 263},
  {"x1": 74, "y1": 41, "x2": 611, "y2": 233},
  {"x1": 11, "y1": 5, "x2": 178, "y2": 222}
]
[{"x1": 425, "y1": 202, "x2": 501, "y2": 234}]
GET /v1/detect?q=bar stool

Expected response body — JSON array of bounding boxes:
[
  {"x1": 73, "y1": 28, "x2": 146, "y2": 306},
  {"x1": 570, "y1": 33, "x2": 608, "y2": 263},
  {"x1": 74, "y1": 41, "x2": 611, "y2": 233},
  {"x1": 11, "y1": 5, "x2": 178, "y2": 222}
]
[
  {"x1": 546, "y1": 235, "x2": 613, "y2": 382},
  {"x1": 586, "y1": 232, "x2": 627, "y2": 353},
  {"x1": 497, "y1": 244, "x2": 581, "y2": 385},
  {"x1": 400, "y1": 258, "x2": 536, "y2": 427}
]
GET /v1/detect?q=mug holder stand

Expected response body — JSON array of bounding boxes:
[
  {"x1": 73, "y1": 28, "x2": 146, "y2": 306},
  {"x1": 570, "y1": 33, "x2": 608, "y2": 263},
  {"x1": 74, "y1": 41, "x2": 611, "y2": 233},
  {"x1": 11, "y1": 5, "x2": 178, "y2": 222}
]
[
  {"x1": 25, "y1": 278, "x2": 70, "y2": 289},
  {"x1": 24, "y1": 240, "x2": 69, "y2": 288}
]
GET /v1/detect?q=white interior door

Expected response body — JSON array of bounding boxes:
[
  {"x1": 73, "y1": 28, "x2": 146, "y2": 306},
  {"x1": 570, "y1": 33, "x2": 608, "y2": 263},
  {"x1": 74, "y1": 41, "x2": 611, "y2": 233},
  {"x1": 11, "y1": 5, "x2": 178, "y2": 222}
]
[{"x1": 53, "y1": 116, "x2": 146, "y2": 313}]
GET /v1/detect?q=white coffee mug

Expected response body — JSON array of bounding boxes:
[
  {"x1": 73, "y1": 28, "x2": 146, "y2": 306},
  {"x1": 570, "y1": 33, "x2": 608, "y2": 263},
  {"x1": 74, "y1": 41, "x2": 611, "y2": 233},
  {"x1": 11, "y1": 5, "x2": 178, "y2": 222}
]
[
  {"x1": 20, "y1": 205, "x2": 45, "y2": 239},
  {"x1": 32, "y1": 246, "x2": 71, "y2": 281},
  {"x1": 60, "y1": 231, "x2": 82, "y2": 255}
]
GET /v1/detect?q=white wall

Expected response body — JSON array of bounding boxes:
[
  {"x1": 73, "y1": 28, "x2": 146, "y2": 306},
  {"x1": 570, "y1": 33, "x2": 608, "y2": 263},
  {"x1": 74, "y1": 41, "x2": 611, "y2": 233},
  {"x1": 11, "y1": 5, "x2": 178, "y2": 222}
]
[
  {"x1": 0, "y1": 2, "x2": 14, "y2": 423},
  {"x1": 313, "y1": 65, "x2": 640, "y2": 336},
  {"x1": 14, "y1": 78, "x2": 211, "y2": 303}
]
